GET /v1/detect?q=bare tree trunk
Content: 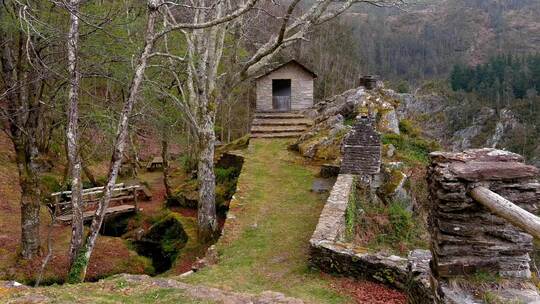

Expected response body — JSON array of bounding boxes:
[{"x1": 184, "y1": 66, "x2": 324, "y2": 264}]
[
  {"x1": 35, "y1": 208, "x2": 56, "y2": 287},
  {"x1": 16, "y1": 145, "x2": 42, "y2": 259},
  {"x1": 161, "y1": 134, "x2": 172, "y2": 198},
  {"x1": 66, "y1": 0, "x2": 84, "y2": 267},
  {"x1": 1, "y1": 23, "x2": 42, "y2": 259},
  {"x1": 197, "y1": 117, "x2": 218, "y2": 243},
  {"x1": 67, "y1": 1, "x2": 159, "y2": 282},
  {"x1": 471, "y1": 186, "x2": 540, "y2": 240}
]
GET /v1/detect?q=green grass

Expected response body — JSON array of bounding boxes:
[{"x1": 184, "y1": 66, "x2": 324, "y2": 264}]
[
  {"x1": 2, "y1": 278, "x2": 216, "y2": 304},
  {"x1": 355, "y1": 197, "x2": 427, "y2": 255},
  {"x1": 382, "y1": 133, "x2": 438, "y2": 165},
  {"x1": 345, "y1": 178, "x2": 358, "y2": 241},
  {"x1": 183, "y1": 139, "x2": 351, "y2": 303}
]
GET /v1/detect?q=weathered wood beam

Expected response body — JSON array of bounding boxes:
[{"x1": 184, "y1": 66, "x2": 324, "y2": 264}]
[
  {"x1": 51, "y1": 183, "x2": 140, "y2": 197},
  {"x1": 470, "y1": 186, "x2": 540, "y2": 239}
]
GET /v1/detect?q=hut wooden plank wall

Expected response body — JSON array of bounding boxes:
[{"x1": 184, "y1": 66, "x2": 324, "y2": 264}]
[{"x1": 255, "y1": 60, "x2": 316, "y2": 112}]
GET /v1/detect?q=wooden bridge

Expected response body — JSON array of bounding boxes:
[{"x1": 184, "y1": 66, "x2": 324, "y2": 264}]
[{"x1": 50, "y1": 183, "x2": 152, "y2": 224}]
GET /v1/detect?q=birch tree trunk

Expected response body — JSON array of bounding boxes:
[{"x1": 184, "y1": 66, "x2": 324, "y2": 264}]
[
  {"x1": 67, "y1": 0, "x2": 160, "y2": 282},
  {"x1": 66, "y1": 0, "x2": 84, "y2": 267},
  {"x1": 197, "y1": 116, "x2": 218, "y2": 242}
]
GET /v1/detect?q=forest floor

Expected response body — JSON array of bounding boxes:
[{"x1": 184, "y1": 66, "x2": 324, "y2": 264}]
[
  {"x1": 0, "y1": 133, "x2": 154, "y2": 285},
  {"x1": 0, "y1": 138, "x2": 406, "y2": 303}
]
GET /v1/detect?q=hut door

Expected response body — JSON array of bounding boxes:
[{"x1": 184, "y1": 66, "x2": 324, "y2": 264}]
[{"x1": 272, "y1": 79, "x2": 291, "y2": 112}]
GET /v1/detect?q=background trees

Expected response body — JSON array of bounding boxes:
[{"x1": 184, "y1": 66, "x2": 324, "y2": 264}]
[{"x1": 0, "y1": 1, "x2": 66, "y2": 259}]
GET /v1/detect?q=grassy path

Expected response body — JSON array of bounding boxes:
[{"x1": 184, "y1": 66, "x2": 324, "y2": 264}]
[{"x1": 184, "y1": 139, "x2": 350, "y2": 303}]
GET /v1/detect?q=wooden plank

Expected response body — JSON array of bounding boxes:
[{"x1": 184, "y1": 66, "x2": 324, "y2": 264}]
[
  {"x1": 51, "y1": 183, "x2": 131, "y2": 197},
  {"x1": 51, "y1": 184, "x2": 140, "y2": 198},
  {"x1": 56, "y1": 204, "x2": 136, "y2": 224},
  {"x1": 81, "y1": 185, "x2": 140, "y2": 197},
  {"x1": 470, "y1": 186, "x2": 540, "y2": 239}
]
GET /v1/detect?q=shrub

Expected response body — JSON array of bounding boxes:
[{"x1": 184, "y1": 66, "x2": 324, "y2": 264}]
[
  {"x1": 396, "y1": 81, "x2": 410, "y2": 93},
  {"x1": 179, "y1": 154, "x2": 198, "y2": 173},
  {"x1": 345, "y1": 179, "x2": 359, "y2": 240},
  {"x1": 398, "y1": 119, "x2": 421, "y2": 137},
  {"x1": 382, "y1": 133, "x2": 439, "y2": 165},
  {"x1": 344, "y1": 117, "x2": 356, "y2": 126},
  {"x1": 40, "y1": 174, "x2": 63, "y2": 194},
  {"x1": 214, "y1": 167, "x2": 239, "y2": 184},
  {"x1": 387, "y1": 200, "x2": 415, "y2": 243}
]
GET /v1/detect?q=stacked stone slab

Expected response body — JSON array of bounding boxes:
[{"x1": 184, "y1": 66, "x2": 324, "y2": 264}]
[
  {"x1": 340, "y1": 116, "x2": 381, "y2": 175},
  {"x1": 427, "y1": 148, "x2": 540, "y2": 279}
]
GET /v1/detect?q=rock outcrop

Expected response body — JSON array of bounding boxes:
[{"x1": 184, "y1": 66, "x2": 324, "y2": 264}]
[
  {"x1": 296, "y1": 86, "x2": 401, "y2": 162},
  {"x1": 394, "y1": 90, "x2": 537, "y2": 166}
]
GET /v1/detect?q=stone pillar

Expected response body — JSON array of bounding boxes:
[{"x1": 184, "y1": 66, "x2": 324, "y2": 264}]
[
  {"x1": 427, "y1": 148, "x2": 540, "y2": 279},
  {"x1": 340, "y1": 116, "x2": 381, "y2": 176},
  {"x1": 358, "y1": 75, "x2": 379, "y2": 90}
]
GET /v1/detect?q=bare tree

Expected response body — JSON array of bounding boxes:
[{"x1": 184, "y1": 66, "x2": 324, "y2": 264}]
[
  {"x1": 67, "y1": 0, "x2": 163, "y2": 282},
  {"x1": 65, "y1": 0, "x2": 84, "y2": 268},
  {"x1": 0, "y1": 1, "x2": 64, "y2": 259},
  {"x1": 153, "y1": 0, "x2": 404, "y2": 242},
  {"x1": 64, "y1": 0, "x2": 263, "y2": 281}
]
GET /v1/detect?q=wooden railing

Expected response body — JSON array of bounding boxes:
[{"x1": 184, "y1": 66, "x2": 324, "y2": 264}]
[
  {"x1": 470, "y1": 186, "x2": 540, "y2": 239},
  {"x1": 49, "y1": 183, "x2": 151, "y2": 223},
  {"x1": 272, "y1": 96, "x2": 291, "y2": 112}
]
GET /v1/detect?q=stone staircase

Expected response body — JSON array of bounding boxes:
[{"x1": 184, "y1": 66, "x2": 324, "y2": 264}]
[{"x1": 250, "y1": 112, "x2": 312, "y2": 138}]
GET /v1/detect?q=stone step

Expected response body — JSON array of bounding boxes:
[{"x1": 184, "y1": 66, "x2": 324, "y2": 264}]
[
  {"x1": 252, "y1": 118, "x2": 312, "y2": 126},
  {"x1": 250, "y1": 131, "x2": 304, "y2": 138},
  {"x1": 250, "y1": 125, "x2": 308, "y2": 133},
  {"x1": 254, "y1": 112, "x2": 305, "y2": 119}
]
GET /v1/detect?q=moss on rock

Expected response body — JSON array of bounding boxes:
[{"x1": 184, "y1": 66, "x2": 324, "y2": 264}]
[{"x1": 132, "y1": 213, "x2": 189, "y2": 274}]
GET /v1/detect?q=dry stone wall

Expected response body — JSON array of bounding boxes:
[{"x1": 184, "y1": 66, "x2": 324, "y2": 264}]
[
  {"x1": 427, "y1": 148, "x2": 540, "y2": 279},
  {"x1": 340, "y1": 116, "x2": 381, "y2": 175},
  {"x1": 308, "y1": 173, "x2": 434, "y2": 303}
]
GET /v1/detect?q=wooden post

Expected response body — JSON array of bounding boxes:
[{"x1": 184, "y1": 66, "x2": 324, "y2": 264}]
[
  {"x1": 54, "y1": 195, "x2": 60, "y2": 222},
  {"x1": 132, "y1": 188, "x2": 138, "y2": 213},
  {"x1": 470, "y1": 186, "x2": 540, "y2": 240}
]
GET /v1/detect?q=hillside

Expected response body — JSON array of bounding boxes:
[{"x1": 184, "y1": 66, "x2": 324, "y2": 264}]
[
  {"x1": 395, "y1": 83, "x2": 540, "y2": 167},
  {"x1": 308, "y1": 0, "x2": 540, "y2": 83}
]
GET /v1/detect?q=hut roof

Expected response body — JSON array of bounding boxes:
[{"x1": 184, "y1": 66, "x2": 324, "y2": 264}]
[{"x1": 254, "y1": 60, "x2": 318, "y2": 80}]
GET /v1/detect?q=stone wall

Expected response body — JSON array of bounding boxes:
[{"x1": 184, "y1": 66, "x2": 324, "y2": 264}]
[
  {"x1": 255, "y1": 62, "x2": 314, "y2": 112},
  {"x1": 308, "y1": 174, "x2": 434, "y2": 303},
  {"x1": 428, "y1": 148, "x2": 540, "y2": 279},
  {"x1": 340, "y1": 116, "x2": 381, "y2": 175}
]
